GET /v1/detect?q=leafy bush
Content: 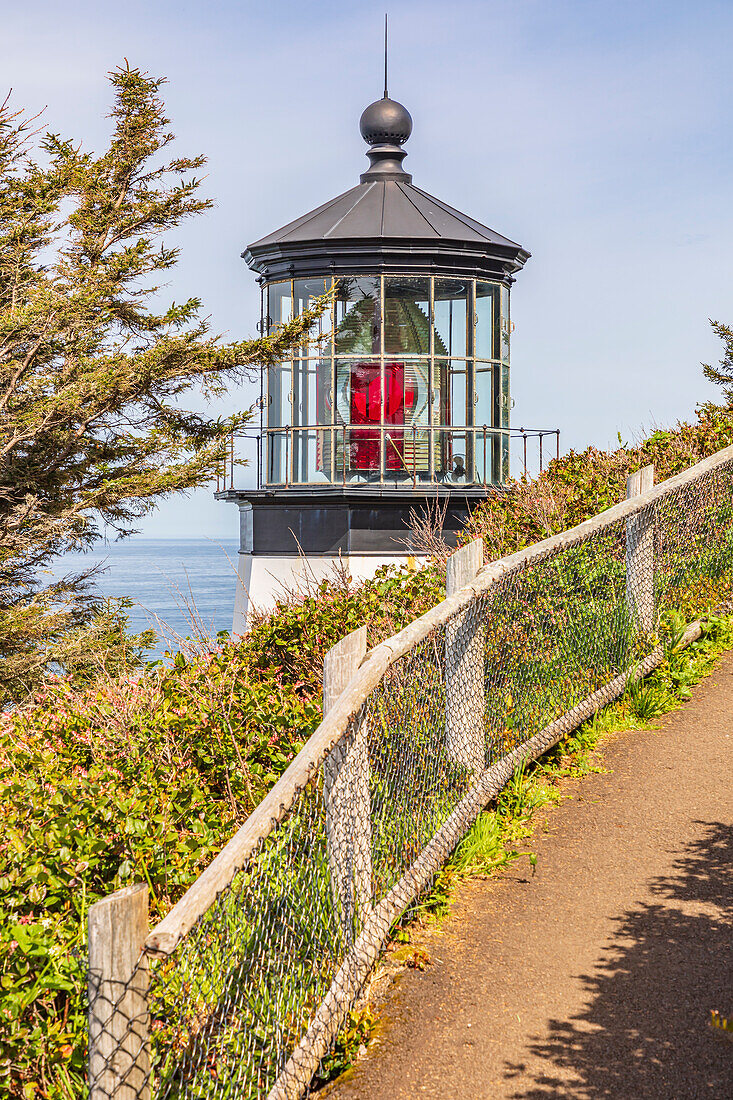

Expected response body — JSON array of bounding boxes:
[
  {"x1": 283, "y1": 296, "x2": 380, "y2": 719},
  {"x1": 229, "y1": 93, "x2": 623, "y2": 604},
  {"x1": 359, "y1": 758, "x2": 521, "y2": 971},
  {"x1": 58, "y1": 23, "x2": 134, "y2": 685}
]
[
  {"x1": 0, "y1": 563, "x2": 442, "y2": 1097},
  {"x1": 464, "y1": 404, "x2": 733, "y2": 557}
]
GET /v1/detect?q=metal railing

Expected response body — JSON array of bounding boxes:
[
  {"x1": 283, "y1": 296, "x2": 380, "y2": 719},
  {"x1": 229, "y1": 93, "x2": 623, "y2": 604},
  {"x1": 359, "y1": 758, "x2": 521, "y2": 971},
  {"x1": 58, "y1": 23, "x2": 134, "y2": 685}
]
[
  {"x1": 215, "y1": 424, "x2": 561, "y2": 492},
  {"x1": 88, "y1": 444, "x2": 733, "y2": 1099}
]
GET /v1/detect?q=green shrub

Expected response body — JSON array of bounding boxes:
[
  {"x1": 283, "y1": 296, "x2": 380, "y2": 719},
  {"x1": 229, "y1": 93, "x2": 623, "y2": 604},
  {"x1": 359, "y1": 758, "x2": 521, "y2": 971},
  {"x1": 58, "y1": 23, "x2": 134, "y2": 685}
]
[
  {"x1": 0, "y1": 562, "x2": 442, "y2": 1097},
  {"x1": 464, "y1": 404, "x2": 733, "y2": 558}
]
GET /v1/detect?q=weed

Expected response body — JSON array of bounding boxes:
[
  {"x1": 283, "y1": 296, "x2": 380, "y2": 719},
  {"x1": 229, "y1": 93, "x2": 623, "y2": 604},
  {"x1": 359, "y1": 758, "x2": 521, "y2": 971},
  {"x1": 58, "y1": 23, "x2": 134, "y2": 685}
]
[
  {"x1": 406, "y1": 949, "x2": 432, "y2": 971},
  {"x1": 585, "y1": 702, "x2": 636, "y2": 736},
  {"x1": 710, "y1": 1010, "x2": 733, "y2": 1036},
  {"x1": 499, "y1": 759, "x2": 557, "y2": 819},
  {"x1": 451, "y1": 811, "x2": 517, "y2": 877},
  {"x1": 626, "y1": 674, "x2": 675, "y2": 722},
  {"x1": 314, "y1": 1006, "x2": 376, "y2": 1087}
]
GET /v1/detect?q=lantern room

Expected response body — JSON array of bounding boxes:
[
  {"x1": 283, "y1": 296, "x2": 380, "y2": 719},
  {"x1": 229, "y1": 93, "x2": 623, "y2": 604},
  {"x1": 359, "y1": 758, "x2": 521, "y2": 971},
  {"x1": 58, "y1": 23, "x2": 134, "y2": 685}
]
[
  {"x1": 260, "y1": 274, "x2": 512, "y2": 488},
  {"x1": 244, "y1": 93, "x2": 528, "y2": 495},
  {"x1": 220, "y1": 87, "x2": 554, "y2": 628}
]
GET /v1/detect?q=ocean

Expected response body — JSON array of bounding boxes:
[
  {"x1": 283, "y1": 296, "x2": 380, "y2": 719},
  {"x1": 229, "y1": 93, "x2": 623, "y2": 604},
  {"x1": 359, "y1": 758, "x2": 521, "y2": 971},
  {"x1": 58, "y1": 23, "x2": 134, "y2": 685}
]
[{"x1": 49, "y1": 539, "x2": 240, "y2": 660}]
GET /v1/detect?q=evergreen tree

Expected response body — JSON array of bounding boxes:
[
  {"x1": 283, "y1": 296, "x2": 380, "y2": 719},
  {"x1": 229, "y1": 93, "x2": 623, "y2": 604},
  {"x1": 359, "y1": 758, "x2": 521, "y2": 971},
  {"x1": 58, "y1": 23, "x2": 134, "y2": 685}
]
[{"x1": 0, "y1": 66, "x2": 324, "y2": 699}]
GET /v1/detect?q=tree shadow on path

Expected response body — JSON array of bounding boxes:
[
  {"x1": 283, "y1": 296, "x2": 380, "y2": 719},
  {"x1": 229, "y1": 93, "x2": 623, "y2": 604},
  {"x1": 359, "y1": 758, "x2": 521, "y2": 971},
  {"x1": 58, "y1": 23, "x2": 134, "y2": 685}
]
[{"x1": 505, "y1": 821, "x2": 732, "y2": 1099}]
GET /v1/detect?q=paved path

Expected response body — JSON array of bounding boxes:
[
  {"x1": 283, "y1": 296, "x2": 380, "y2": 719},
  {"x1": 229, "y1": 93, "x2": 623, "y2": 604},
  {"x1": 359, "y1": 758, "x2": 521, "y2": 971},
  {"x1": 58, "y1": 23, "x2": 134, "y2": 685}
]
[{"x1": 330, "y1": 652, "x2": 733, "y2": 1099}]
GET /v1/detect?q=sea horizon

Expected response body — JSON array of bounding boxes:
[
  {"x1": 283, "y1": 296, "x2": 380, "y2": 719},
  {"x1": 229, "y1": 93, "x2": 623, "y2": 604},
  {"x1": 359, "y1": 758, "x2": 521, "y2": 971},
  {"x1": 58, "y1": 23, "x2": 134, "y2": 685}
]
[{"x1": 48, "y1": 537, "x2": 241, "y2": 660}]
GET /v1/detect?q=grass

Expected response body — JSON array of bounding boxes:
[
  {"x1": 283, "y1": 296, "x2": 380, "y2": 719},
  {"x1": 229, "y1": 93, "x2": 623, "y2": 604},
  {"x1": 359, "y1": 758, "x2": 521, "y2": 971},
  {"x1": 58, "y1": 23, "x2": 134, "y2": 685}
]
[{"x1": 321, "y1": 609, "x2": 733, "y2": 1085}]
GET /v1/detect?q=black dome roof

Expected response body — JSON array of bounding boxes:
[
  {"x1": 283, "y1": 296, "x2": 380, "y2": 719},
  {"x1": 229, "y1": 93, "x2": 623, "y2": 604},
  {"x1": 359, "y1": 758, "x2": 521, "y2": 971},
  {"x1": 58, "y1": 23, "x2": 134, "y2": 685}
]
[{"x1": 243, "y1": 95, "x2": 529, "y2": 285}]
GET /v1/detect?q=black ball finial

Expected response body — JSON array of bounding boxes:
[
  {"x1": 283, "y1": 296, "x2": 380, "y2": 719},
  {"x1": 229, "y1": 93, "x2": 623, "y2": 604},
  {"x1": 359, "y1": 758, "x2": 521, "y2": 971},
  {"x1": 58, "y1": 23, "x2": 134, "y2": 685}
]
[
  {"x1": 359, "y1": 96, "x2": 413, "y2": 183},
  {"x1": 359, "y1": 97, "x2": 413, "y2": 146}
]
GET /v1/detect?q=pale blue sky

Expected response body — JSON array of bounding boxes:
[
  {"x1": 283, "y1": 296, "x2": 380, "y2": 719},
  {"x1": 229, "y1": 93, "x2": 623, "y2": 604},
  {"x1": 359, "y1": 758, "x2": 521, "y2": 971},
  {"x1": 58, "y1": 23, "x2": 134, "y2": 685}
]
[{"x1": 3, "y1": 0, "x2": 732, "y2": 538}]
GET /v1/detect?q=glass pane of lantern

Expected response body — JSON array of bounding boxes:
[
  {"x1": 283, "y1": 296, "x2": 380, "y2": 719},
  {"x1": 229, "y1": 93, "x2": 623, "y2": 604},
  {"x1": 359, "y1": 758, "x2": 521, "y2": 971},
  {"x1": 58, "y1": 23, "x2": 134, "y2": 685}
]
[
  {"x1": 291, "y1": 358, "x2": 330, "y2": 428},
  {"x1": 334, "y1": 278, "x2": 381, "y2": 356},
  {"x1": 384, "y1": 277, "x2": 431, "y2": 355},
  {"x1": 292, "y1": 428, "x2": 330, "y2": 484},
  {"x1": 312, "y1": 429, "x2": 333, "y2": 483},
  {"x1": 475, "y1": 281, "x2": 499, "y2": 360},
  {"x1": 500, "y1": 439, "x2": 509, "y2": 482},
  {"x1": 433, "y1": 429, "x2": 450, "y2": 482},
  {"x1": 291, "y1": 428, "x2": 305, "y2": 483},
  {"x1": 267, "y1": 431, "x2": 287, "y2": 485},
  {"x1": 318, "y1": 358, "x2": 334, "y2": 427},
  {"x1": 445, "y1": 431, "x2": 468, "y2": 483},
  {"x1": 431, "y1": 359, "x2": 466, "y2": 481},
  {"x1": 293, "y1": 277, "x2": 328, "y2": 314},
  {"x1": 501, "y1": 285, "x2": 510, "y2": 362},
  {"x1": 267, "y1": 363, "x2": 291, "y2": 429},
  {"x1": 433, "y1": 279, "x2": 468, "y2": 358},
  {"x1": 500, "y1": 364, "x2": 510, "y2": 428},
  {"x1": 334, "y1": 357, "x2": 371, "y2": 426},
  {"x1": 400, "y1": 357, "x2": 431, "y2": 427},
  {"x1": 292, "y1": 359, "x2": 306, "y2": 427},
  {"x1": 432, "y1": 357, "x2": 448, "y2": 425},
  {"x1": 437, "y1": 359, "x2": 467, "y2": 427},
  {"x1": 475, "y1": 365, "x2": 494, "y2": 428},
  {"x1": 267, "y1": 281, "x2": 293, "y2": 332},
  {"x1": 289, "y1": 367, "x2": 331, "y2": 486},
  {"x1": 386, "y1": 357, "x2": 431, "y2": 478},
  {"x1": 293, "y1": 278, "x2": 332, "y2": 355},
  {"x1": 474, "y1": 431, "x2": 492, "y2": 486}
]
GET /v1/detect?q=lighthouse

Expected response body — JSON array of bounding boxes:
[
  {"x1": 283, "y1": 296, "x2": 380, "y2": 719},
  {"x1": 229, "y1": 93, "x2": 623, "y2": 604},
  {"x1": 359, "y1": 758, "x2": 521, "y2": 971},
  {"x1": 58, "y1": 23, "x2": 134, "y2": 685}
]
[{"x1": 220, "y1": 87, "x2": 544, "y2": 631}]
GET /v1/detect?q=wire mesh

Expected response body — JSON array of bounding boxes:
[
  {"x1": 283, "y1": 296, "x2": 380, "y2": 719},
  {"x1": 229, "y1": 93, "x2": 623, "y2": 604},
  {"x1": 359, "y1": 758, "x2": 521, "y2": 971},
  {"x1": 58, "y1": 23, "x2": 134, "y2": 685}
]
[{"x1": 88, "y1": 455, "x2": 733, "y2": 1100}]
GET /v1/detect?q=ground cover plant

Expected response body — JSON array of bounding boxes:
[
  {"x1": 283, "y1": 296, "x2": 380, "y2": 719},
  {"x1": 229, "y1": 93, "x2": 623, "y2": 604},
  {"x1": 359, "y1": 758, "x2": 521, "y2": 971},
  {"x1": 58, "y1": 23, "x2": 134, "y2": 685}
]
[{"x1": 4, "y1": 399, "x2": 733, "y2": 1097}]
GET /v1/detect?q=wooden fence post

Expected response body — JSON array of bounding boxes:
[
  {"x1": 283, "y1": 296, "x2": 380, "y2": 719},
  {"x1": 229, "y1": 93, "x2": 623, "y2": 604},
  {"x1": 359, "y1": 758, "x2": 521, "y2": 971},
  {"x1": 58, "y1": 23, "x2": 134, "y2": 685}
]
[
  {"x1": 323, "y1": 626, "x2": 372, "y2": 944},
  {"x1": 626, "y1": 464, "x2": 655, "y2": 633},
  {"x1": 445, "y1": 539, "x2": 485, "y2": 775},
  {"x1": 88, "y1": 882, "x2": 150, "y2": 1100}
]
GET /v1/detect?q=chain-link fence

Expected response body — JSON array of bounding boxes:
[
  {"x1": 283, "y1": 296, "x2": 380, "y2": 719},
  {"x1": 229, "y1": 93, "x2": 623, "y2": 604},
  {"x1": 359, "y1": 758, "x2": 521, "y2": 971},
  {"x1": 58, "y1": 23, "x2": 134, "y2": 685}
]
[{"x1": 87, "y1": 448, "x2": 733, "y2": 1099}]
